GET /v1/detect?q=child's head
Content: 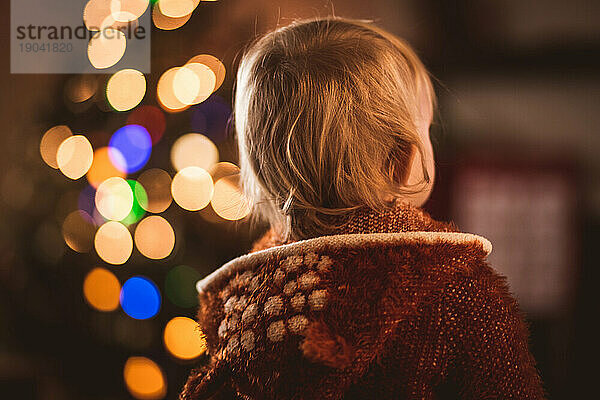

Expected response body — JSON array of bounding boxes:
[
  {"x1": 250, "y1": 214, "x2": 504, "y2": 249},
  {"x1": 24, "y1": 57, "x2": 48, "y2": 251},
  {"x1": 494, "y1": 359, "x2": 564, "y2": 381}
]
[{"x1": 234, "y1": 17, "x2": 436, "y2": 240}]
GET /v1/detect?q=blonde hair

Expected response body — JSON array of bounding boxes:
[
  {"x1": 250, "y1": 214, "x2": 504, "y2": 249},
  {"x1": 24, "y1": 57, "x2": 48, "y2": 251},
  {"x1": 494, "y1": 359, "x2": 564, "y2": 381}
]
[{"x1": 234, "y1": 17, "x2": 435, "y2": 240}]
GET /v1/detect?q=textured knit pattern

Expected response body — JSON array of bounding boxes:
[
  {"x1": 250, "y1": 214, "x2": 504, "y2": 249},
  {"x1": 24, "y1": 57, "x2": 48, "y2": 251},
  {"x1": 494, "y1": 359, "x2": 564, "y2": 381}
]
[
  {"x1": 180, "y1": 204, "x2": 546, "y2": 400},
  {"x1": 214, "y1": 253, "x2": 332, "y2": 360}
]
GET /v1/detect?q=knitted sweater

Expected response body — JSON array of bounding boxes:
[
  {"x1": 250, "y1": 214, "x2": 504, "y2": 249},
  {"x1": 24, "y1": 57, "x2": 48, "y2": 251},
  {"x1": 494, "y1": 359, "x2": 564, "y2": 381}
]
[{"x1": 180, "y1": 204, "x2": 545, "y2": 399}]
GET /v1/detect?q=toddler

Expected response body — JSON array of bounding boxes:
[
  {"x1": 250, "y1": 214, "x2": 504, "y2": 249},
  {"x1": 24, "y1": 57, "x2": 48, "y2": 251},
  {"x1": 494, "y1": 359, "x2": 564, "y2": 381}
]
[{"x1": 181, "y1": 17, "x2": 545, "y2": 400}]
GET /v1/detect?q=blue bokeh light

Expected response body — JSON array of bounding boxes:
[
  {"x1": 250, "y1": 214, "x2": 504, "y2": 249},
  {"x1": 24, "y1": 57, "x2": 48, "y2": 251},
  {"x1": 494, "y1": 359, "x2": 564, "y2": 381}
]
[
  {"x1": 190, "y1": 95, "x2": 232, "y2": 143},
  {"x1": 108, "y1": 124, "x2": 152, "y2": 173},
  {"x1": 78, "y1": 185, "x2": 96, "y2": 216},
  {"x1": 78, "y1": 185, "x2": 106, "y2": 225},
  {"x1": 120, "y1": 276, "x2": 161, "y2": 320}
]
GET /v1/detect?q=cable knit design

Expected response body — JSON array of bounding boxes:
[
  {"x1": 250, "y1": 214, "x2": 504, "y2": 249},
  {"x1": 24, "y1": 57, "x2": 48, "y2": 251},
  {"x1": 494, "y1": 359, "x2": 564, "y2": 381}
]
[{"x1": 181, "y1": 204, "x2": 545, "y2": 400}]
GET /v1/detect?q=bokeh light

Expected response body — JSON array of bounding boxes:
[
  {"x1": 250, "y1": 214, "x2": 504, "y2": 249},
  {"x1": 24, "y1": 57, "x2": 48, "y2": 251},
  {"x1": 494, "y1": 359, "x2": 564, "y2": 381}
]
[
  {"x1": 64, "y1": 75, "x2": 98, "y2": 103},
  {"x1": 211, "y1": 175, "x2": 251, "y2": 221},
  {"x1": 190, "y1": 95, "x2": 232, "y2": 143},
  {"x1": 121, "y1": 180, "x2": 148, "y2": 225},
  {"x1": 134, "y1": 216, "x2": 175, "y2": 260},
  {"x1": 84, "y1": 0, "x2": 148, "y2": 32},
  {"x1": 171, "y1": 166, "x2": 213, "y2": 211},
  {"x1": 187, "y1": 54, "x2": 226, "y2": 93},
  {"x1": 83, "y1": 0, "x2": 114, "y2": 30},
  {"x1": 170, "y1": 133, "x2": 218, "y2": 172},
  {"x1": 95, "y1": 177, "x2": 134, "y2": 221},
  {"x1": 94, "y1": 220, "x2": 133, "y2": 265},
  {"x1": 172, "y1": 65, "x2": 200, "y2": 105},
  {"x1": 137, "y1": 169, "x2": 172, "y2": 213},
  {"x1": 86, "y1": 147, "x2": 127, "y2": 188},
  {"x1": 173, "y1": 63, "x2": 216, "y2": 105},
  {"x1": 109, "y1": 125, "x2": 152, "y2": 173},
  {"x1": 123, "y1": 357, "x2": 167, "y2": 400},
  {"x1": 200, "y1": 162, "x2": 241, "y2": 223},
  {"x1": 87, "y1": 29, "x2": 127, "y2": 69},
  {"x1": 163, "y1": 317, "x2": 207, "y2": 360},
  {"x1": 40, "y1": 125, "x2": 72, "y2": 169},
  {"x1": 57, "y1": 135, "x2": 94, "y2": 180},
  {"x1": 120, "y1": 276, "x2": 161, "y2": 320},
  {"x1": 111, "y1": 0, "x2": 150, "y2": 22},
  {"x1": 127, "y1": 105, "x2": 166, "y2": 144},
  {"x1": 157, "y1": 67, "x2": 190, "y2": 112},
  {"x1": 78, "y1": 185, "x2": 107, "y2": 226},
  {"x1": 185, "y1": 62, "x2": 217, "y2": 104},
  {"x1": 158, "y1": 0, "x2": 199, "y2": 18},
  {"x1": 209, "y1": 161, "x2": 240, "y2": 182},
  {"x1": 83, "y1": 267, "x2": 121, "y2": 312},
  {"x1": 106, "y1": 69, "x2": 147, "y2": 111},
  {"x1": 62, "y1": 210, "x2": 97, "y2": 253},
  {"x1": 165, "y1": 265, "x2": 202, "y2": 308},
  {"x1": 152, "y1": 2, "x2": 192, "y2": 30}
]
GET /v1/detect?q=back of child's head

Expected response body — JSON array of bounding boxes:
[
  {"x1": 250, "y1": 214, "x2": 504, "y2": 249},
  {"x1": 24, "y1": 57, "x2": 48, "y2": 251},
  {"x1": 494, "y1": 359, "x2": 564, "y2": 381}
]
[{"x1": 234, "y1": 17, "x2": 435, "y2": 240}]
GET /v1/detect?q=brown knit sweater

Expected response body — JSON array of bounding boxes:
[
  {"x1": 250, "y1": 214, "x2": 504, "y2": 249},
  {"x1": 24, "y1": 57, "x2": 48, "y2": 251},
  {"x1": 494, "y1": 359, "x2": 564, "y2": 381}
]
[{"x1": 181, "y1": 204, "x2": 545, "y2": 399}]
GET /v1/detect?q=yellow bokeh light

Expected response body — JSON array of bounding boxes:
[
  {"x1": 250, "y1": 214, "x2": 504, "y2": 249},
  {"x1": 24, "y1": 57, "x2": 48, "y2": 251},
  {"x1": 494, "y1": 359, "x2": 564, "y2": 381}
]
[
  {"x1": 176, "y1": 63, "x2": 216, "y2": 105},
  {"x1": 171, "y1": 167, "x2": 213, "y2": 211},
  {"x1": 95, "y1": 177, "x2": 134, "y2": 221},
  {"x1": 95, "y1": 221, "x2": 133, "y2": 265},
  {"x1": 124, "y1": 357, "x2": 167, "y2": 400},
  {"x1": 187, "y1": 54, "x2": 225, "y2": 93},
  {"x1": 40, "y1": 125, "x2": 73, "y2": 169},
  {"x1": 134, "y1": 216, "x2": 175, "y2": 260},
  {"x1": 110, "y1": 0, "x2": 150, "y2": 22},
  {"x1": 84, "y1": 0, "x2": 143, "y2": 29},
  {"x1": 158, "y1": 0, "x2": 199, "y2": 18},
  {"x1": 172, "y1": 65, "x2": 200, "y2": 105},
  {"x1": 209, "y1": 162, "x2": 240, "y2": 182},
  {"x1": 170, "y1": 133, "x2": 218, "y2": 172},
  {"x1": 163, "y1": 317, "x2": 207, "y2": 360},
  {"x1": 137, "y1": 169, "x2": 172, "y2": 213},
  {"x1": 152, "y1": 3, "x2": 192, "y2": 30},
  {"x1": 157, "y1": 67, "x2": 190, "y2": 112},
  {"x1": 88, "y1": 29, "x2": 127, "y2": 69},
  {"x1": 211, "y1": 175, "x2": 251, "y2": 221},
  {"x1": 83, "y1": 267, "x2": 121, "y2": 311},
  {"x1": 84, "y1": 0, "x2": 113, "y2": 30},
  {"x1": 87, "y1": 147, "x2": 127, "y2": 188},
  {"x1": 106, "y1": 69, "x2": 147, "y2": 111},
  {"x1": 62, "y1": 210, "x2": 97, "y2": 253},
  {"x1": 200, "y1": 163, "x2": 243, "y2": 223},
  {"x1": 57, "y1": 135, "x2": 94, "y2": 180}
]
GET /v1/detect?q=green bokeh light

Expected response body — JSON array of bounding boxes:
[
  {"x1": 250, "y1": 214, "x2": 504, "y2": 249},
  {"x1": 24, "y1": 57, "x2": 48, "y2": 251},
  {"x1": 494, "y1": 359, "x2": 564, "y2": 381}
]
[
  {"x1": 121, "y1": 180, "x2": 148, "y2": 226},
  {"x1": 165, "y1": 265, "x2": 202, "y2": 308}
]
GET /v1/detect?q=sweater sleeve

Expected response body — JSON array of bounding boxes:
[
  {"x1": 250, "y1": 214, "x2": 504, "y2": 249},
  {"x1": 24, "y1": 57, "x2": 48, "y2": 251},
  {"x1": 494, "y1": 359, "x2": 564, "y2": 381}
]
[{"x1": 445, "y1": 265, "x2": 546, "y2": 399}]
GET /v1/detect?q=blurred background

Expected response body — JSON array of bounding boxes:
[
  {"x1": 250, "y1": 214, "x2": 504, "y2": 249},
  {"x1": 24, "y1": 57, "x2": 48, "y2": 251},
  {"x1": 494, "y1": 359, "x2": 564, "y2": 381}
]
[{"x1": 0, "y1": 0, "x2": 598, "y2": 398}]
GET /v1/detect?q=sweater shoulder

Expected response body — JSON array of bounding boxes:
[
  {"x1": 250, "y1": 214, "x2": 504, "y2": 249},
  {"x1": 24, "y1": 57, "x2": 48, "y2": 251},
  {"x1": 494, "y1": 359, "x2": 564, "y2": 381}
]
[
  {"x1": 190, "y1": 231, "x2": 495, "y2": 398},
  {"x1": 195, "y1": 231, "x2": 493, "y2": 358}
]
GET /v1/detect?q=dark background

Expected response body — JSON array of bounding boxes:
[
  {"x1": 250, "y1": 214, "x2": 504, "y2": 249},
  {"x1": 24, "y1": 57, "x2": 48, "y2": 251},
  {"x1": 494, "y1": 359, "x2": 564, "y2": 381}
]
[{"x1": 1, "y1": 0, "x2": 599, "y2": 398}]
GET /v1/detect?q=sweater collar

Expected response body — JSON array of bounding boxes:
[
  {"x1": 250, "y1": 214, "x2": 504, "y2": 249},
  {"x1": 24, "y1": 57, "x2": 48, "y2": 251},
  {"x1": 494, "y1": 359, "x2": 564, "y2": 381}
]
[
  {"x1": 324, "y1": 202, "x2": 459, "y2": 236},
  {"x1": 252, "y1": 202, "x2": 459, "y2": 252},
  {"x1": 198, "y1": 204, "x2": 491, "y2": 294}
]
